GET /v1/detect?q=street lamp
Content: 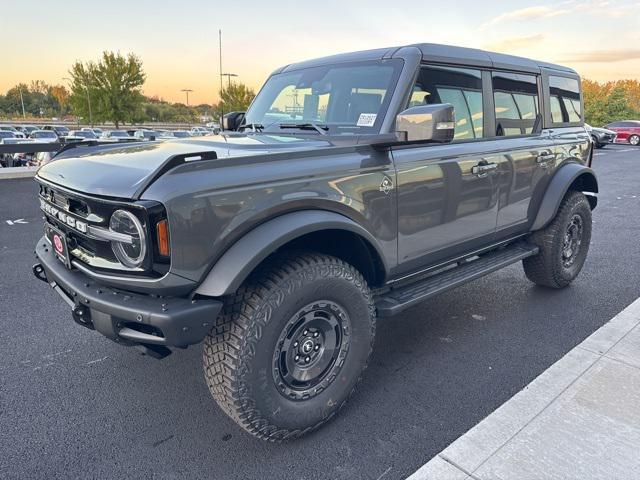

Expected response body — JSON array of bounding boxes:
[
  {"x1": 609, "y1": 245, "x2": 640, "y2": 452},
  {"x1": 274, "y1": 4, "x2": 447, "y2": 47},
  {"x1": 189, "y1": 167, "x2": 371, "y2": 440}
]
[
  {"x1": 19, "y1": 88, "x2": 26, "y2": 119},
  {"x1": 221, "y1": 73, "x2": 238, "y2": 89},
  {"x1": 181, "y1": 88, "x2": 193, "y2": 106}
]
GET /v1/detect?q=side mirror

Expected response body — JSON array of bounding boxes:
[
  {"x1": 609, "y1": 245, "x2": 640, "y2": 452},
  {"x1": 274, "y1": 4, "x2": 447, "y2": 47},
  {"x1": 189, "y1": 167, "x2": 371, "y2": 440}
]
[
  {"x1": 396, "y1": 104, "x2": 455, "y2": 143},
  {"x1": 222, "y1": 111, "x2": 246, "y2": 131}
]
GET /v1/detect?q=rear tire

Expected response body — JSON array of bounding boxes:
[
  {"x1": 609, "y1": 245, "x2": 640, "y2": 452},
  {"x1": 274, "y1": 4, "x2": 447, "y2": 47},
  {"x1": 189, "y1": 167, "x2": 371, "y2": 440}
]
[
  {"x1": 203, "y1": 252, "x2": 376, "y2": 441},
  {"x1": 523, "y1": 191, "x2": 592, "y2": 288},
  {"x1": 629, "y1": 134, "x2": 640, "y2": 146}
]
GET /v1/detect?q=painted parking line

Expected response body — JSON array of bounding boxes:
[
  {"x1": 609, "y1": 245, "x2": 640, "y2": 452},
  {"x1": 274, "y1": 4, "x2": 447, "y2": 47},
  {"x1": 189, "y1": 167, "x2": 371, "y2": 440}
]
[{"x1": 407, "y1": 296, "x2": 640, "y2": 480}]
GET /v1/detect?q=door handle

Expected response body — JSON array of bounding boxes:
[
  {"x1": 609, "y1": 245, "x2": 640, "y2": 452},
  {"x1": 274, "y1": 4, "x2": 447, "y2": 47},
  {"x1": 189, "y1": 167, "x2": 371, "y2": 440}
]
[{"x1": 471, "y1": 162, "x2": 498, "y2": 177}]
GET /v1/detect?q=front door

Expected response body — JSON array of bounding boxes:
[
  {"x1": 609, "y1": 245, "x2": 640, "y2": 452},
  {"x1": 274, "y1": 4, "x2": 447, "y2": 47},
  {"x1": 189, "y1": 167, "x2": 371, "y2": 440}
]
[{"x1": 393, "y1": 65, "x2": 499, "y2": 270}]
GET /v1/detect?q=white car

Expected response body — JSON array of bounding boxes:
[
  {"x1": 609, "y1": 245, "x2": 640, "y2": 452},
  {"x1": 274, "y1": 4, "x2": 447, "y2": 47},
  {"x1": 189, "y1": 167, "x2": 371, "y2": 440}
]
[
  {"x1": 0, "y1": 126, "x2": 25, "y2": 139},
  {"x1": 100, "y1": 130, "x2": 134, "y2": 140},
  {"x1": 190, "y1": 126, "x2": 210, "y2": 136},
  {"x1": 29, "y1": 130, "x2": 59, "y2": 142},
  {"x1": 81, "y1": 127, "x2": 103, "y2": 137}
]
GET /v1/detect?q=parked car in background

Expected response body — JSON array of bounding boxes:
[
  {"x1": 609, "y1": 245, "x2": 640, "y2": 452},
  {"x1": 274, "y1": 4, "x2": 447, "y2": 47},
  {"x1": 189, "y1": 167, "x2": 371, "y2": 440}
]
[
  {"x1": 133, "y1": 129, "x2": 161, "y2": 140},
  {"x1": 69, "y1": 130, "x2": 97, "y2": 140},
  {"x1": 29, "y1": 130, "x2": 59, "y2": 142},
  {"x1": 81, "y1": 127, "x2": 103, "y2": 137},
  {"x1": 206, "y1": 122, "x2": 221, "y2": 134},
  {"x1": 0, "y1": 125, "x2": 25, "y2": 139},
  {"x1": 190, "y1": 126, "x2": 209, "y2": 136},
  {"x1": 0, "y1": 130, "x2": 16, "y2": 140},
  {"x1": 2, "y1": 137, "x2": 37, "y2": 166},
  {"x1": 42, "y1": 125, "x2": 70, "y2": 138},
  {"x1": 0, "y1": 131, "x2": 17, "y2": 167},
  {"x1": 15, "y1": 125, "x2": 37, "y2": 136},
  {"x1": 101, "y1": 129, "x2": 129, "y2": 139},
  {"x1": 172, "y1": 130, "x2": 191, "y2": 138},
  {"x1": 585, "y1": 123, "x2": 616, "y2": 149},
  {"x1": 604, "y1": 120, "x2": 640, "y2": 146}
]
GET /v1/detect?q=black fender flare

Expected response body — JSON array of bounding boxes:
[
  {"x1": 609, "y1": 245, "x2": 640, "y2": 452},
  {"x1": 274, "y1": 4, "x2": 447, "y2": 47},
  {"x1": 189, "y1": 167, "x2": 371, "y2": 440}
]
[
  {"x1": 194, "y1": 210, "x2": 388, "y2": 297},
  {"x1": 531, "y1": 162, "x2": 598, "y2": 231}
]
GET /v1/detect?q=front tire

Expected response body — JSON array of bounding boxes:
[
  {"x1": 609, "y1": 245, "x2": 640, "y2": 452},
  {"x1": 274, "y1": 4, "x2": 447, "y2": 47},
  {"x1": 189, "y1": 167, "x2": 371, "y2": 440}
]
[
  {"x1": 629, "y1": 134, "x2": 640, "y2": 146},
  {"x1": 523, "y1": 191, "x2": 592, "y2": 288},
  {"x1": 203, "y1": 252, "x2": 376, "y2": 441}
]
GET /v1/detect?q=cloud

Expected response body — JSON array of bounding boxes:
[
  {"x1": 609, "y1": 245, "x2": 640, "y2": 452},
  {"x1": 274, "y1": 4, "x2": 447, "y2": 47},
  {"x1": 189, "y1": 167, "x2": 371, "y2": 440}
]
[
  {"x1": 484, "y1": 34, "x2": 547, "y2": 53},
  {"x1": 480, "y1": 6, "x2": 569, "y2": 30},
  {"x1": 562, "y1": 50, "x2": 640, "y2": 62}
]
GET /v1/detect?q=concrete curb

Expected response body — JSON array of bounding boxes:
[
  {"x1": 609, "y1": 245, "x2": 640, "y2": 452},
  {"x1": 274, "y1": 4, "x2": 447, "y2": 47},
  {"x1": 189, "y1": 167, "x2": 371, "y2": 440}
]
[
  {"x1": 0, "y1": 167, "x2": 38, "y2": 180},
  {"x1": 408, "y1": 296, "x2": 640, "y2": 480}
]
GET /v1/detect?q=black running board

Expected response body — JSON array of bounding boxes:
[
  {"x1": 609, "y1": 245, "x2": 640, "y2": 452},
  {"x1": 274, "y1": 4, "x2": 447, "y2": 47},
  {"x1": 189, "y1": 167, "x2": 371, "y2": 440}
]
[{"x1": 376, "y1": 243, "x2": 539, "y2": 317}]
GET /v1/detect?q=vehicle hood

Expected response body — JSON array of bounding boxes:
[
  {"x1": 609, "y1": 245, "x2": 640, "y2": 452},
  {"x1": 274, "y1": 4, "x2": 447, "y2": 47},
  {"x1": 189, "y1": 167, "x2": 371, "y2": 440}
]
[{"x1": 36, "y1": 133, "x2": 337, "y2": 199}]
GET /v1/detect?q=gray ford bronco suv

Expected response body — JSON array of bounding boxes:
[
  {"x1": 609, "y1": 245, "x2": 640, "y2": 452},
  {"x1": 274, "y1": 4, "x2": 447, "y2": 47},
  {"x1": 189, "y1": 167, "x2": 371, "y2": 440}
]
[{"x1": 33, "y1": 43, "x2": 597, "y2": 441}]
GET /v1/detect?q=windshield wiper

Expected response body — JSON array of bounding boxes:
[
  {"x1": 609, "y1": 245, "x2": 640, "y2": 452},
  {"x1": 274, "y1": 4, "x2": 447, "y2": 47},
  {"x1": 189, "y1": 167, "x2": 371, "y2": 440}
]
[
  {"x1": 279, "y1": 123, "x2": 329, "y2": 135},
  {"x1": 237, "y1": 123, "x2": 264, "y2": 132}
]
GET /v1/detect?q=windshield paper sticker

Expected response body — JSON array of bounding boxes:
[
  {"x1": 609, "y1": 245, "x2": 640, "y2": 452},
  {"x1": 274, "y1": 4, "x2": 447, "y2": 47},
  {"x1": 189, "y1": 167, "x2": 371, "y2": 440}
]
[{"x1": 357, "y1": 113, "x2": 377, "y2": 127}]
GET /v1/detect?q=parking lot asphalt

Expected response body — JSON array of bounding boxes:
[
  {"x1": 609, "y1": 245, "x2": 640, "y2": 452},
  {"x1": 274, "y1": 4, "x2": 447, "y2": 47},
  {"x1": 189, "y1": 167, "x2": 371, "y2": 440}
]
[{"x1": 1, "y1": 144, "x2": 639, "y2": 480}]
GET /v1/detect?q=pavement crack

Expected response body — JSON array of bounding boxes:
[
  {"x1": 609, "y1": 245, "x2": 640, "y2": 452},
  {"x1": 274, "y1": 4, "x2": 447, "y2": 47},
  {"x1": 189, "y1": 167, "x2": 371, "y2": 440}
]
[
  {"x1": 375, "y1": 466, "x2": 392, "y2": 480},
  {"x1": 439, "y1": 454, "x2": 482, "y2": 480},
  {"x1": 152, "y1": 435, "x2": 175, "y2": 447}
]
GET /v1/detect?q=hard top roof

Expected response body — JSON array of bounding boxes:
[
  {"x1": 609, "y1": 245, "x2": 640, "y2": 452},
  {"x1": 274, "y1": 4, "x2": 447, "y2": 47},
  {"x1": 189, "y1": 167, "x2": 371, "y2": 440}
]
[{"x1": 279, "y1": 43, "x2": 577, "y2": 76}]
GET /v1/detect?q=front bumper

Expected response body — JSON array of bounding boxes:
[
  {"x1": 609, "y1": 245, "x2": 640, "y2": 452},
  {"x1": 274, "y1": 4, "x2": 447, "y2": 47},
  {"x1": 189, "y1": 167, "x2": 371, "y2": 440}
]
[{"x1": 34, "y1": 237, "x2": 222, "y2": 350}]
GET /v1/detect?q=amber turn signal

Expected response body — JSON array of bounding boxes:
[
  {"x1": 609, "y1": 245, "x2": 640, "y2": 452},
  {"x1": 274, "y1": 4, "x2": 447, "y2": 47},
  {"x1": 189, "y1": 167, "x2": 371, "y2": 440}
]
[{"x1": 156, "y1": 219, "x2": 170, "y2": 257}]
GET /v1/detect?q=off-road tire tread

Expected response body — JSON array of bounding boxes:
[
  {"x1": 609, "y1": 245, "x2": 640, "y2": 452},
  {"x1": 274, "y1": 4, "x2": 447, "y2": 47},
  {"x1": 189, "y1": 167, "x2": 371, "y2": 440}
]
[
  {"x1": 523, "y1": 191, "x2": 591, "y2": 288},
  {"x1": 202, "y1": 251, "x2": 376, "y2": 442}
]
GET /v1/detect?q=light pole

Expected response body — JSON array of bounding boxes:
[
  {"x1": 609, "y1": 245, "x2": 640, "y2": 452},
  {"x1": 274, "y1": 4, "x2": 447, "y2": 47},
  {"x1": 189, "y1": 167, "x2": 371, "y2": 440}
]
[
  {"x1": 219, "y1": 29, "x2": 224, "y2": 125},
  {"x1": 19, "y1": 88, "x2": 26, "y2": 118},
  {"x1": 181, "y1": 88, "x2": 193, "y2": 106},
  {"x1": 221, "y1": 73, "x2": 238, "y2": 89}
]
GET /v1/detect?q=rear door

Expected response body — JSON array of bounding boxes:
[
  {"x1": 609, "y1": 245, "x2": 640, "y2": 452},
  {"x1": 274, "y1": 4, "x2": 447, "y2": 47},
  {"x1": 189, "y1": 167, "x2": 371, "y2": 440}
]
[{"x1": 490, "y1": 71, "x2": 556, "y2": 233}]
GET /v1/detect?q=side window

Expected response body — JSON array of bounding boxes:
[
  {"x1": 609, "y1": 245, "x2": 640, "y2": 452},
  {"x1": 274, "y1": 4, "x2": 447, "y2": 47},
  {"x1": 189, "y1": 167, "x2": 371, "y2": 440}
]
[
  {"x1": 550, "y1": 96, "x2": 563, "y2": 123},
  {"x1": 492, "y1": 72, "x2": 539, "y2": 136},
  {"x1": 409, "y1": 65, "x2": 484, "y2": 140},
  {"x1": 548, "y1": 76, "x2": 582, "y2": 124}
]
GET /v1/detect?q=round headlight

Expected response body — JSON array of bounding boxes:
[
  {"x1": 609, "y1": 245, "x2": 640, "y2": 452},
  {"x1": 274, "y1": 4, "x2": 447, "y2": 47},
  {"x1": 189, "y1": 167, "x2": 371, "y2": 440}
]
[{"x1": 109, "y1": 210, "x2": 146, "y2": 268}]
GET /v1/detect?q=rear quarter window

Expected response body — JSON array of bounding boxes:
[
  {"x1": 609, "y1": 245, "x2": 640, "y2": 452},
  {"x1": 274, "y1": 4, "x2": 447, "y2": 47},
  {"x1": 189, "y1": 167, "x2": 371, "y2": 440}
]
[{"x1": 548, "y1": 76, "x2": 582, "y2": 124}]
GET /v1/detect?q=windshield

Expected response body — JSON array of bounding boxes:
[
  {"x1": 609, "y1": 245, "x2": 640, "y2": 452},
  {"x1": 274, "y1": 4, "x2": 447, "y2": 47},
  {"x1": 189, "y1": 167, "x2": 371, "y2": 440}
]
[
  {"x1": 110, "y1": 130, "x2": 129, "y2": 137},
  {"x1": 244, "y1": 59, "x2": 403, "y2": 134}
]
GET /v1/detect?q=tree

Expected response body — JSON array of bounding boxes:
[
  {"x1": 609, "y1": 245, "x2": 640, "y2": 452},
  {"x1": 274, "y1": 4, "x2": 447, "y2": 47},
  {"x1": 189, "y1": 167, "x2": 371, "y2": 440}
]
[
  {"x1": 68, "y1": 51, "x2": 146, "y2": 127},
  {"x1": 583, "y1": 79, "x2": 640, "y2": 127},
  {"x1": 218, "y1": 82, "x2": 255, "y2": 116}
]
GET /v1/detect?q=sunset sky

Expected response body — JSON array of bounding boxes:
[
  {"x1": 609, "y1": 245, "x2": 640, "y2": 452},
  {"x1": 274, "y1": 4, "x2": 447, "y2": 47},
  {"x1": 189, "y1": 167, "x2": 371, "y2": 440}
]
[{"x1": 2, "y1": 0, "x2": 639, "y2": 105}]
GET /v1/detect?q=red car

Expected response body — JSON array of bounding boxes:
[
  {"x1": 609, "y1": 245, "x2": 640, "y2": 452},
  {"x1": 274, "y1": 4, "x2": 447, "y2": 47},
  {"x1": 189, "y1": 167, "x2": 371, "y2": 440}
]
[{"x1": 604, "y1": 120, "x2": 640, "y2": 146}]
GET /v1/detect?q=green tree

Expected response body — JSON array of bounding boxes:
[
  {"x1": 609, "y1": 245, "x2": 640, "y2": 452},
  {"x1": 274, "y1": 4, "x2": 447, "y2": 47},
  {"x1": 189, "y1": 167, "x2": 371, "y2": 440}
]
[
  {"x1": 218, "y1": 82, "x2": 255, "y2": 116},
  {"x1": 69, "y1": 51, "x2": 146, "y2": 127},
  {"x1": 583, "y1": 79, "x2": 640, "y2": 126}
]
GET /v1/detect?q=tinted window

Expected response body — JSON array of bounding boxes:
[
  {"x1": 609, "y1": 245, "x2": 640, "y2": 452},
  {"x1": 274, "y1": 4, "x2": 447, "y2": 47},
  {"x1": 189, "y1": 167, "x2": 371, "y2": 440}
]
[
  {"x1": 549, "y1": 76, "x2": 581, "y2": 124},
  {"x1": 410, "y1": 65, "x2": 484, "y2": 140},
  {"x1": 492, "y1": 72, "x2": 539, "y2": 136}
]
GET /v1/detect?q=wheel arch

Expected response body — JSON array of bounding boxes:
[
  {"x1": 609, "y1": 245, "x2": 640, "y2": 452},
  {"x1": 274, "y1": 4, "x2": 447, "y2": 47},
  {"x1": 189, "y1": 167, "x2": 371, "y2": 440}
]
[
  {"x1": 531, "y1": 162, "x2": 598, "y2": 231},
  {"x1": 194, "y1": 210, "x2": 388, "y2": 297}
]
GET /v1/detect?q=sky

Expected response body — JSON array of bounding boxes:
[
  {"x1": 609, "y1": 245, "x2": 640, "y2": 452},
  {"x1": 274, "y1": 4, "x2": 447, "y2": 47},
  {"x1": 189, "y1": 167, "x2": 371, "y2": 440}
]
[{"x1": 2, "y1": 0, "x2": 639, "y2": 105}]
